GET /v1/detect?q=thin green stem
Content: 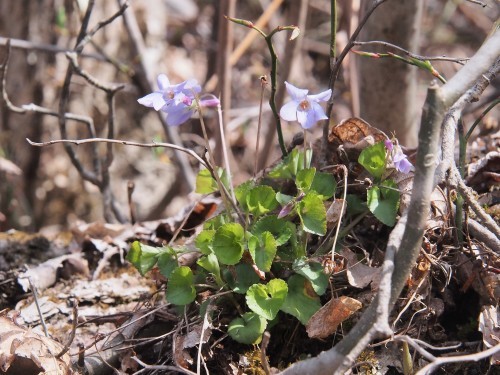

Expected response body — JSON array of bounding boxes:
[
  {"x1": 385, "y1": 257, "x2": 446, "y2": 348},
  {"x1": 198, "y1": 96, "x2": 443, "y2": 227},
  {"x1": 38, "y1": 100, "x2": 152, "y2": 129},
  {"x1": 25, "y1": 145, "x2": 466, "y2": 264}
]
[
  {"x1": 226, "y1": 17, "x2": 296, "y2": 157},
  {"x1": 303, "y1": 129, "x2": 307, "y2": 170},
  {"x1": 264, "y1": 34, "x2": 287, "y2": 157},
  {"x1": 255, "y1": 76, "x2": 267, "y2": 177},
  {"x1": 330, "y1": 0, "x2": 337, "y2": 63},
  {"x1": 456, "y1": 117, "x2": 466, "y2": 245},
  {"x1": 465, "y1": 97, "x2": 499, "y2": 140},
  {"x1": 197, "y1": 106, "x2": 236, "y2": 216},
  {"x1": 215, "y1": 102, "x2": 236, "y2": 203}
]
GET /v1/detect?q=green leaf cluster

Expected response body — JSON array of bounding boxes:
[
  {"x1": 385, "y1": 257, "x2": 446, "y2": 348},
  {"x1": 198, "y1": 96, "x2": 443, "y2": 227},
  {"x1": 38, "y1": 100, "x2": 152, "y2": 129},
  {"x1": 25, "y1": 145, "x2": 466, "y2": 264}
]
[
  {"x1": 129, "y1": 149, "x2": 337, "y2": 345},
  {"x1": 358, "y1": 141, "x2": 402, "y2": 227}
]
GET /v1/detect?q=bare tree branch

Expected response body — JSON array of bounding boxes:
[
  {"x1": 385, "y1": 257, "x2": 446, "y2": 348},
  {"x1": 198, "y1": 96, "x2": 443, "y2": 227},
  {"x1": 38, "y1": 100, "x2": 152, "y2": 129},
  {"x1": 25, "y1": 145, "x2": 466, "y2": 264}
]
[{"x1": 280, "y1": 25, "x2": 500, "y2": 375}]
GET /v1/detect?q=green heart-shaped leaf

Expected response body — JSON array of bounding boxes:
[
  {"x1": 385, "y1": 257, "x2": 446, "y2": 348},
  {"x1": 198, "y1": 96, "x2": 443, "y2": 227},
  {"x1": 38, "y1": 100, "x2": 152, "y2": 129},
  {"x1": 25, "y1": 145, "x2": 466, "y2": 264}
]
[
  {"x1": 157, "y1": 247, "x2": 178, "y2": 278},
  {"x1": 358, "y1": 141, "x2": 386, "y2": 180},
  {"x1": 195, "y1": 229, "x2": 215, "y2": 255},
  {"x1": 367, "y1": 179, "x2": 400, "y2": 226},
  {"x1": 166, "y1": 266, "x2": 196, "y2": 305},
  {"x1": 252, "y1": 215, "x2": 293, "y2": 246},
  {"x1": 246, "y1": 279, "x2": 288, "y2": 320},
  {"x1": 228, "y1": 312, "x2": 267, "y2": 345},
  {"x1": 292, "y1": 257, "x2": 328, "y2": 295},
  {"x1": 248, "y1": 231, "x2": 277, "y2": 273},
  {"x1": 246, "y1": 186, "x2": 279, "y2": 217},
  {"x1": 197, "y1": 253, "x2": 223, "y2": 286},
  {"x1": 296, "y1": 167, "x2": 316, "y2": 191},
  {"x1": 223, "y1": 263, "x2": 261, "y2": 294},
  {"x1": 127, "y1": 241, "x2": 161, "y2": 276},
  {"x1": 298, "y1": 192, "x2": 327, "y2": 235},
  {"x1": 280, "y1": 275, "x2": 321, "y2": 325},
  {"x1": 310, "y1": 172, "x2": 336, "y2": 200},
  {"x1": 212, "y1": 223, "x2": 245, "y2": 265}
]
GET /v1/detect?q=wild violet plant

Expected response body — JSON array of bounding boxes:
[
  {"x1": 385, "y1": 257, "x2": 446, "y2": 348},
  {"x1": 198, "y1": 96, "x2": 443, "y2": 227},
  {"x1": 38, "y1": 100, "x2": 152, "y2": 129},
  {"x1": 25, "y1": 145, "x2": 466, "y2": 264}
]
[
  {"x1": 358, "y1": 139, "x2": 413, "y2": 227},
  {"x1": 129, "y1": 25, "x2": 412, "y2": 346}
]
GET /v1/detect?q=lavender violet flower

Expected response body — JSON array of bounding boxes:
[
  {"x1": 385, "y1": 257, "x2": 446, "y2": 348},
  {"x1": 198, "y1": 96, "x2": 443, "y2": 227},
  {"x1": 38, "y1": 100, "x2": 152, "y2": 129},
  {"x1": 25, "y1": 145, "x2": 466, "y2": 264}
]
[{"x1": 279, "y1": 81, "x2": 332, "y2": 129}]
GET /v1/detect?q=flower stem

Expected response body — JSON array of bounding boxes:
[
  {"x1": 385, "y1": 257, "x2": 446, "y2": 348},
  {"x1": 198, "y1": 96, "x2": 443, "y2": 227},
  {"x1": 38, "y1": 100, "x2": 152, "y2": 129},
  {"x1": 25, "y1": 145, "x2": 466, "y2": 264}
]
[
  {"x1": 303, "y1": 129, "x2": 307, "y2": 170},
  {"x1": 264, "y1": 34, "x2": 287, "y2": 157},
  {"x1": 216, "y1": 101, "x2": 236, "y2": 202},
  {"x1": 197, "y1": 102, "x2": 243, "y2": 223},
  {"x1": 226, "y1": 16, "x2": 297, "y2": 158},
  {"x1": 255, "y1": 76, "x2": 267, "y2": 176}
]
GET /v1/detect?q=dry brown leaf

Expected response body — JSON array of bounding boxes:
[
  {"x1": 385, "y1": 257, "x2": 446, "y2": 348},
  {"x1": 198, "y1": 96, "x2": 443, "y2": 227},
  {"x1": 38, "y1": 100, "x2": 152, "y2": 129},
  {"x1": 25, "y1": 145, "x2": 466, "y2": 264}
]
[
  {"x1": 340, "y1": 248, "x2": 382, "y2": 290},
  {"x1": 478, "y1": 305, "x2": 500, "y2": 366},
  {"x1": 326, "y1": 199, "x2": 346, "y2": 226},
  {"x1": 17, "y1": 253, "x2": 88, "y2": 292},
  {"x1": 0, "y1": 314, "x2": 71, "y2": 374},
  {"x1": 306, "y1": 296, "x2": 362, "y2": 339},
  {"x1": 328, "y1": 117, "x2": 388, "y2": 146}
]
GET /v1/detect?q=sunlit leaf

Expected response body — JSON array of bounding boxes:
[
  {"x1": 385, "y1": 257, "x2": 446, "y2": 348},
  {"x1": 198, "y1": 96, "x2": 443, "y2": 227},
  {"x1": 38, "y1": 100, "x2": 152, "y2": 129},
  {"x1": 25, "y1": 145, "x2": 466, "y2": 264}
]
[
  {"x1": 126, "y1": 241, "x2": 160, "y2": 276},
  {"x1": 248, "y1": 231, "x2": 277, "y2": 272},
  {"x1": 157, "y1": 247, "x2": 178, "y2": 278},
  {"x1": 367, "y1": 179, "x2": 400, "y2": 226},
  {"x1": 358, "y1": 141, "x2": 386, "y2": 180},
  {"x1": 252, "y1": 215, "x2": 293, "y2": 246},
  {"x1": 195, "y1": 229, "x2": 215, "y2": 255},
  {"x1": 246, "y1": 185, "x2": 278, "y2": 217},
  {"x1": 212, "y1": 223, "x2": 245, "y2": 265},
  {"x1": 297, "y1": 192, "x2": 327, "y2": 235},
  {"x1": 246, "y1": 279, "x2": 288, "y2": 320},
  {"x1": 296, "y1": 167, "x2": 316, "y2": 191},
  {"x1": 166, "y1": 266, "x2": 196, "y2": 305},
  {"x1": 292, "y1": 257, "x2": 328, "y2": 295},
  {"x1": 197, "y1": 253, "x2": 223, "y2": 286}
]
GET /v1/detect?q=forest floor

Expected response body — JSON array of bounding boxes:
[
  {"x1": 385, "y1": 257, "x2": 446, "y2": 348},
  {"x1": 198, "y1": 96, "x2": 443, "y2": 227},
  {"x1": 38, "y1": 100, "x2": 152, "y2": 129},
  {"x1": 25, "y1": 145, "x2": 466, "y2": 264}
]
[{"x1": 0, "y1": 1, "x2": 499, "y2": 374}]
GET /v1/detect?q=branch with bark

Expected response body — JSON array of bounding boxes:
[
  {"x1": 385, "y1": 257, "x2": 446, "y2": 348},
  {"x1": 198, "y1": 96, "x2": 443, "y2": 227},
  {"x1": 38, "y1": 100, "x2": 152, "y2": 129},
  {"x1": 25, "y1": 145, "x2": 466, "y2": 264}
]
[{"x1": 281, "y1": 26, "x2": 500, "y2": 375}]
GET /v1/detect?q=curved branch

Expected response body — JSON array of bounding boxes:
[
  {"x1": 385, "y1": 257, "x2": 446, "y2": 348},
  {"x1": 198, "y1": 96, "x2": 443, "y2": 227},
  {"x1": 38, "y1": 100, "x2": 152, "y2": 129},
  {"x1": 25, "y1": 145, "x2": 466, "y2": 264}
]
[{"x1": 280, "y1": 25, "x2": 500, "y2": 375}]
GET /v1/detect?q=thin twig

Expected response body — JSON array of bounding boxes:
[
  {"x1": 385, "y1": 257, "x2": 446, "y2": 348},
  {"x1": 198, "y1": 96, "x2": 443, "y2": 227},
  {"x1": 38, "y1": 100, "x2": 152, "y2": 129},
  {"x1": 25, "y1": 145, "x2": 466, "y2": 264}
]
[
  {"x1": 415, "y1": 343, "x2": 500, "y2": 375},
  {"x1": 26, "y1": 137, "x2": 209, "y2": 169},
  {"x1": 324, "y1": 0, "x2": 388, "y2": 143},
  {"x1": 260, "y1": 331, "x2": 272, "y2": 375},
  {"x1": 75, "y1": 1, "x2": 129, "y2": 52},
  {"x1": 132, "y1": 356, "x2": 197, "y2": 375},
  {"x1": 66, "y1": 52, "x2": 125, "y2": 93},
  {"x1": 330, "y1": 165, "x2": 347, "y2": 259},
  {"x1": 56, "y1": 301, "x2": 79, "y2": 358},
  {"x1": 451, "y1": 166, "x2": 500, "y2": 239},
  {"x1": 0, "y1": 36, "x2": 107, "y2": 61},
  {"x1": 216, "y1": 102, "x2": 236, "y2": 203},
  {"x1": 27, "y1": 277, "x2": 49, "y2": 338},
  {"x1": 255, "y1": 76, "x2": 267, "y2": 176},
  {"x1": 0, "y1": 40, "x2": 26, "y2": 113},
  {"x1": 353, "y1": 41, "x2": 469, "y2": 64}
]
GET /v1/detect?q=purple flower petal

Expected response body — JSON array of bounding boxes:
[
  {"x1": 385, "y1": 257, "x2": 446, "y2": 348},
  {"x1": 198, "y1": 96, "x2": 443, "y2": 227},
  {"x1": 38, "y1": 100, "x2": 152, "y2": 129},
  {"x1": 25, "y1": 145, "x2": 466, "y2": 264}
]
[
  {"x1": 308, "y1": 89, "x2": 332, "y2": 103},
  {"x1": 393, "y1": 148, "x2": 412, "y2": 174},
  {"x1": 200, "y1": 97, "x2": 220, "y2": 107},
  {"x1": 296, "y1": 108, "x2": 309, "y2": 128},
  {"x1": 157, "y1": 74, "x2": 170, "y2": 91},
  {"x1": 280, "y1": 100, "x2": 299, "y2": 122},
  {"x1": 384, "y1": 139, "x2": 393, "y2": 152},
  {"x1": 163, "y1": 103, "x2": 194, "y2": 126},
  {"x1": 137, "y1": 92, "x2": 167, "y2": 111},
  {"x1": 284, "y1": 81, "x2": 308, "y2": 101},
  {"x1": 395, "y1": 157, "x2": 412, "y2": 174},
  {"x1": 280, "y1": 82, "x2": 332, "y2": 130}
]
